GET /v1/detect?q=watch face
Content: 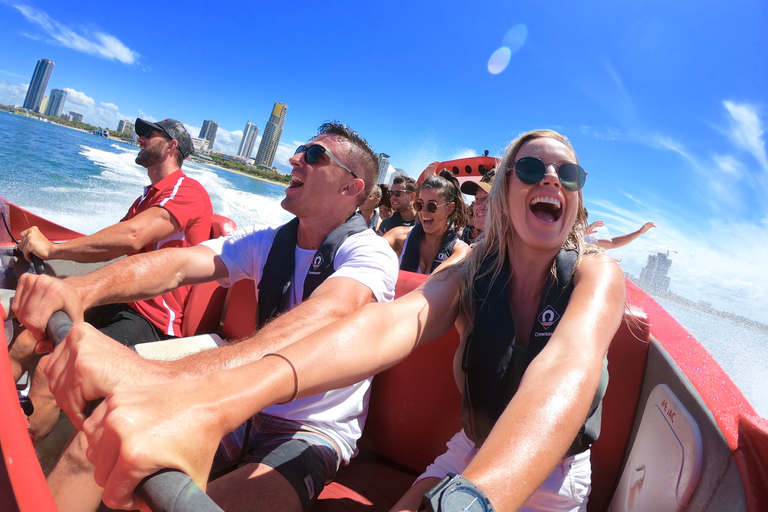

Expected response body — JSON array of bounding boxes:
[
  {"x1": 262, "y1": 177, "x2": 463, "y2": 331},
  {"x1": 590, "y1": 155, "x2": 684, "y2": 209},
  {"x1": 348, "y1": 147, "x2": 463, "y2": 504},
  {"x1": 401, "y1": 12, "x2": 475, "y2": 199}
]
[{"x1": 442, "y1": 487, "x2": 489, "y2": 512}]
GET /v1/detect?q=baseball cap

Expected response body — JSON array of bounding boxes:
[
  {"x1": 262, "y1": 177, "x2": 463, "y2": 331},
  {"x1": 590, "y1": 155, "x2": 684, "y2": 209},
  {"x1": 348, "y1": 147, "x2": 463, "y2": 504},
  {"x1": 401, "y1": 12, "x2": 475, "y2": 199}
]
[
  {"x1": 461, "y1": 169, "x2": 496, "y2": 196},
  {"x1": 135, "y1": 118, "x2": 194, "y2": 159}
]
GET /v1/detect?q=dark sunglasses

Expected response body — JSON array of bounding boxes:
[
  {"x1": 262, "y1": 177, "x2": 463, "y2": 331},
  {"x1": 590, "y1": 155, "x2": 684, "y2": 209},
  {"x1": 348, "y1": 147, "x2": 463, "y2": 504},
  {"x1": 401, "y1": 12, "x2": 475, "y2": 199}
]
[
  {"x1": 513, "y1": 157, "x2": 587, "y2": 192},
  {"x1": 295, "y1": 144, "x2": 358, "y2": 179},
  {"x1": 391, "y1": 189, "x2": 413, "y2": 197},
  {"x1": 413, "y1": 200, "x2": 449, "y2": 213}
]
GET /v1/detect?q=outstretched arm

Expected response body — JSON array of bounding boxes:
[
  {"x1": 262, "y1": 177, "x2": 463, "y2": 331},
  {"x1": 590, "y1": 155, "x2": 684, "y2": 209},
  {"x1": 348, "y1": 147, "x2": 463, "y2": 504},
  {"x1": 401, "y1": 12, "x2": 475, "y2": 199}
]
[
  {"x1": 462, "y1": 254, "x2": 625, "y2": 510},
  {"x1": 78, "y1": 271, "x2": 464, "y2": 509},
  {"x1": 13, "y1": 244, "x2": 225, "y2": 341},
  {"x1": 598, "y1": 222, "x2": 656, "y2": 250},
  {"x1": 18, "y1": 207, "x2": 180, "y2": 263}
]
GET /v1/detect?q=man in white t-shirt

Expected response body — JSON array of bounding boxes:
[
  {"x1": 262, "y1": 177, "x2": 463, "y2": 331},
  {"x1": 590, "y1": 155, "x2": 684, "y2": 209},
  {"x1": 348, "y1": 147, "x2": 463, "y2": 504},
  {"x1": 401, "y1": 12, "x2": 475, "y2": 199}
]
[{"x1": 13, "y1": 122, "x2": 399, "y2": 512}]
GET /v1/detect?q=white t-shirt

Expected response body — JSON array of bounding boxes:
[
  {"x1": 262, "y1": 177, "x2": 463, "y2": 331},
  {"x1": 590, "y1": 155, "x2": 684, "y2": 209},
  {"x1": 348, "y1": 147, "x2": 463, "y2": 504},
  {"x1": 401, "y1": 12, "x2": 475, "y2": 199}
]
[{"x1": 201, "y1": 224, "x2": 399, "y2": 463}]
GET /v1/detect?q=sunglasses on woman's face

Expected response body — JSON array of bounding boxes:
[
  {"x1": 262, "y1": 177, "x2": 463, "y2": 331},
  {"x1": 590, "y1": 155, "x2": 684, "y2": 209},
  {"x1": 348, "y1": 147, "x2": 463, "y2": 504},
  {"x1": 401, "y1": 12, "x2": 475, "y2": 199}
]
[
  {"x1": 513, "y1": 157, "x2": 587, "y2": 192},
  {"x1": 413, "y1": 200, "x2": 449, "y2": 213},
  {"x1": 295, "y1": 144, "x2": 358, "y2": 179}
]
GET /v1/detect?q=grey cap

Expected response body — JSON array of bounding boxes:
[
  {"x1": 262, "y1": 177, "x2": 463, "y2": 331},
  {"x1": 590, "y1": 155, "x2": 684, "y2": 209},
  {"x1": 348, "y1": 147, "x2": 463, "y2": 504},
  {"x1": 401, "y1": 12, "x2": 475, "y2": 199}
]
[
  {"x1": 135, "y1": 118, "x2": 194, "y2": 159},
  {"x1": 461, "y1": 169, "x2": 496, "y2": 196}
]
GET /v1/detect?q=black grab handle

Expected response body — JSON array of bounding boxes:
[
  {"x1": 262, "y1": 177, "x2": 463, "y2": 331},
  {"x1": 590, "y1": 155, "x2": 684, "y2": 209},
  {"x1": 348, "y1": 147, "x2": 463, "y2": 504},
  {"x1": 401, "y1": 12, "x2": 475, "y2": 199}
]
[{"x1": 44, "y1": 308, "x2": 224, "y2": 512}]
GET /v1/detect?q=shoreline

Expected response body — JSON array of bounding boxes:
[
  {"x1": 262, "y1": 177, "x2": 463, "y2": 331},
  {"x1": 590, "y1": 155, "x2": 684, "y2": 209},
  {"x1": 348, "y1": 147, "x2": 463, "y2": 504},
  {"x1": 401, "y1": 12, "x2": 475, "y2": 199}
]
[{"x1": 192, "y1": 160, "x2": 288, "y2": 187}]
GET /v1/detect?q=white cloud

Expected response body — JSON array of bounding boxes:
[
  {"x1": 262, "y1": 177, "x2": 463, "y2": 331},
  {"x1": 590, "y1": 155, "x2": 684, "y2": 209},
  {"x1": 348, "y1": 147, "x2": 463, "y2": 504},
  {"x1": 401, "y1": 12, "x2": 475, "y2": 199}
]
[
  {"x1": 100, "y1": 102, "x2": 119, "y2": 110},
  {"x1": 723, "y1": 101, "x2": 768, "y2": 171},
  {"x1": 0, "y1": 80, "x2": 28, "y2": 106},
  {"x1": 11, "y1": 2, "x2": 139, "y2": 64}
]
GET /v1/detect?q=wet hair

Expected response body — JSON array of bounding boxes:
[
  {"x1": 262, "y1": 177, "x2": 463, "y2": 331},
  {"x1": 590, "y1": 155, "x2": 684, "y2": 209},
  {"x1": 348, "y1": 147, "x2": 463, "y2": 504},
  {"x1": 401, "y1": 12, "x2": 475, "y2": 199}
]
[
  {"x1": 456, "y1": 129, "x2": 592, "y2": 323},
  {"x1": 418, "y1": 169, "x2": 467, "y2": 230},
  {"x1": 392, "y1": 174, "x2": 417, "y2": 193},
  {"x1": 316, "y1": 121, "x2": 378, "y2": 203}
]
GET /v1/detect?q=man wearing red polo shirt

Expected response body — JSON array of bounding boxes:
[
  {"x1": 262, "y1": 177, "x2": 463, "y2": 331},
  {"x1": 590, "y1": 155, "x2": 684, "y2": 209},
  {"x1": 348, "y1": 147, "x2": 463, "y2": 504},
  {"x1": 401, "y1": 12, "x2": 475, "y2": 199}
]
[{"x1": 18, "y1": 117, "x2": 212, "y2": 343}]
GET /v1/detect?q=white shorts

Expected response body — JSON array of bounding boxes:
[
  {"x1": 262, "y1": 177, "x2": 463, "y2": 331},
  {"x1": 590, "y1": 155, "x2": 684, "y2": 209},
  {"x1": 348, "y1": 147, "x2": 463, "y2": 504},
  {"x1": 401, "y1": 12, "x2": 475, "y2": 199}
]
[{"x1": 416, "y1": 429, "x2": 591, "y2": 512}]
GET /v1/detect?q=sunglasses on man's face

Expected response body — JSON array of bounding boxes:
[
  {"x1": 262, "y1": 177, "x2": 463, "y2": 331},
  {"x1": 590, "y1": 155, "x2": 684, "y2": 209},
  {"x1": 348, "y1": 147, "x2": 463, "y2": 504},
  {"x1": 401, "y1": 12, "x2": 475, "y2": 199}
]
[
  {"x1": 413, "y1": 200, "x2": 449, "y2": 213},
  {"x1": 295, "y1": 144, "x2": 358, "y2": 179},
  {"x1": 390, "y1": 189, "x2": 413, "y2": 198},
  {"x1": 513, "y1": 157, "x2": 587, "y2": 192}
]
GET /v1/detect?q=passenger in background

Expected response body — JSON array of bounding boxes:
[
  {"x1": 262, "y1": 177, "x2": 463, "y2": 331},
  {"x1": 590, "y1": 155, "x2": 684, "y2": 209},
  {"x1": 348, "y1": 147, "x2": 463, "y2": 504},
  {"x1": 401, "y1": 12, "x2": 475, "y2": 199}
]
[
  {"x1": 460, "y1": 169, "x2": 495, "y2": 244},
  {"x1": 584, "y1": 214, "x2": 657, "y2": 249},
  {"x1": 378, "y1": 183, "x2": 392, "y2": 221},
  {"x1": 358, "y1": 185, "x2": 382, "y2": 230},
  {"x1": 377, "y1": 174, "x2": 417, "y2": 234},
  {"x1": 463, "y1": 202, "x2": 479, "y2": 244},
  {"x1": 384, "y1": 170, "x2": 470, "y2": 274}
]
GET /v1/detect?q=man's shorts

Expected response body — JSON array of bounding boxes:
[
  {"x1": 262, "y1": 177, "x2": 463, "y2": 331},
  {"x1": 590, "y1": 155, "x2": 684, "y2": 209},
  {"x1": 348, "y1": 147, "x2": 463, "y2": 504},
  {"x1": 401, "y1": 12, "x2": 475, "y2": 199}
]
[
  {"x1": 417, "y1": 429, "x2": 592, "y2": 512},
  {"x1": 84, "y1": 303, "x2": 165, "y2": 346},
  {"x1": 212, "y1": 413, "x2": 341, "y2": 511}
]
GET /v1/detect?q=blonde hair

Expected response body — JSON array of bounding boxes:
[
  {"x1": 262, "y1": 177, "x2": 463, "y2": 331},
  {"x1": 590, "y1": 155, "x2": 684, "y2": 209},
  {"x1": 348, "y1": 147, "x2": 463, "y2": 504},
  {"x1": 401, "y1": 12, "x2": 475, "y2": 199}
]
[{"x1": 455, "y1": 130, "x2": 595, "y2": 323}]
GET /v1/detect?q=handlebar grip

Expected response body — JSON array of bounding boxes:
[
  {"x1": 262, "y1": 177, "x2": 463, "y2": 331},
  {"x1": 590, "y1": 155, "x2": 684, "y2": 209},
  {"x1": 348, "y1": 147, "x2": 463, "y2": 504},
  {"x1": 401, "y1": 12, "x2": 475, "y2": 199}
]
[
  {"x1": 46, "y1": 310, "x2": 73, "y2": 347},
  {"x1": 138, "y1": 469, "x2": 223, "y2": 512},
  {"x1": 31, "y1": 254, "x2": 46, "y2": 275}
]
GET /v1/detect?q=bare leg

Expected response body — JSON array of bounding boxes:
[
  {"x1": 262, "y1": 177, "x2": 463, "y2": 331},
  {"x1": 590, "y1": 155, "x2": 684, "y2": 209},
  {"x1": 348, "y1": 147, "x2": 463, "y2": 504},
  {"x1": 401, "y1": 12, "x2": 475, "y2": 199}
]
[
  {"x1": 47, "y1": 430, "x2": 105, "y2": 512},
  {"x1": 207, "y1": 462, "x2": 303, "y2": 512},
  {"x1": 9, "y1": 328, "x2": 39, "y2": 382},
  {"x1": 27, "y1": 355, "x2": 61, "y2": 441},
  {"x1": 390, "y1": 478, "x2": 440, "y2": 512}
]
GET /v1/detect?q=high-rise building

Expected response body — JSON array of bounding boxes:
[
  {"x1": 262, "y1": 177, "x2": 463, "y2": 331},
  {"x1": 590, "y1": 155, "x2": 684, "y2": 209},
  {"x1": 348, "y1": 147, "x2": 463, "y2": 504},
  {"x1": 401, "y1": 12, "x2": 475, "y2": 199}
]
[
  {"x1": 237, "y1": 121, "x2": 259, "y2": 159},
  {"x1": 638, "y1": 252, "x2": 673, "y2": 294},
  {"x1": 70, "y1": 111, "x2": 84, "y2": 123},
  {"x1": 254, "y1": 103, "x2": 288, "y2": 169},
  {"x1": 376, "y1": 153, "x2": 391, "y2": 183},
  {"x1": 117, "y1": 119, "x2": 135, "y2": 133},
  {"x1": 23, "y1": 59, "x2": 55, "y2": 113},
  {"x1": 199, "y1": 120, "x2": 219, "y2": 152},
  {"x1": 44, "y1": 89, "x2": 68, "y2": 118}
]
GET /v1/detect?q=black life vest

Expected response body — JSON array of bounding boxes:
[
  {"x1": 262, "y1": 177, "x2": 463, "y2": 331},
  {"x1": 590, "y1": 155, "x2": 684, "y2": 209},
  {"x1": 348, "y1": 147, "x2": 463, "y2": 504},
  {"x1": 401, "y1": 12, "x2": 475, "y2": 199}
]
[
  {"x1": 257, "y1": 212, "x2": 368, "y2": 327},
  {"x1": 461, "y1": 249, "x2": 608, "y2": 455},
  {"x1": 399, "y1": 223, "x2": 459, "y2": 274}
]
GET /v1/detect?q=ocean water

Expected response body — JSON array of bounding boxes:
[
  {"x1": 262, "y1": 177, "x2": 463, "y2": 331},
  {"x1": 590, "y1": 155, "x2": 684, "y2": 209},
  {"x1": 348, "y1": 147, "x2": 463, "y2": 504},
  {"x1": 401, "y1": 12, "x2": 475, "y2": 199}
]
[{"x1": 1, "y1": 110, "x2": 765, "y2": 419}]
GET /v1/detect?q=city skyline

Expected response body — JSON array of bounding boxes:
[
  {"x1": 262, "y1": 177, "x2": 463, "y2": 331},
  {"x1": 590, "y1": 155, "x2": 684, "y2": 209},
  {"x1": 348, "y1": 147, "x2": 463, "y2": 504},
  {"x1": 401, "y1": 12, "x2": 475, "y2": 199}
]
[{"x1": 0, "y1": 1, "x2": 766, "y2": 324}]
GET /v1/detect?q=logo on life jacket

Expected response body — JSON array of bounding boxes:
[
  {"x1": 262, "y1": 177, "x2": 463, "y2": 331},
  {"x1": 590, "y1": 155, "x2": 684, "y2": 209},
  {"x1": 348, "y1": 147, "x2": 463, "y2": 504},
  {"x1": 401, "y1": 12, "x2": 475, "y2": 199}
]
[
  {"x1": 312, "y1": 253, "x2": 324, "y2": 270},
  {"x1": 538, "y1": 305, "x2": 560, "y2": 330}
]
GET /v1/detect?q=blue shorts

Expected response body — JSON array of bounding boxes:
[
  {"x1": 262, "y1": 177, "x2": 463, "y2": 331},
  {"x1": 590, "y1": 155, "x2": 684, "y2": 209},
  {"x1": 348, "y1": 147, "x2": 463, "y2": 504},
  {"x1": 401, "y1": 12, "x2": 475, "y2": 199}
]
[{"x1": 211, "y1": 413, "x2": 341, "y2": 511}]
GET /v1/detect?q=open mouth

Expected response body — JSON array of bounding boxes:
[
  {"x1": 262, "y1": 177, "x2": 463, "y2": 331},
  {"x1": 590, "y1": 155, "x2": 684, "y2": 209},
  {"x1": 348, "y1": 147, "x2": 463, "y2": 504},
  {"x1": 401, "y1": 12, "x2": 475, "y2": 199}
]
[
  {"x1": 289, "y1": 176, "x2": 304, "y2": 188},
  {"x1": 529, "y1": 195, "x2": 562, "y2": 222}
]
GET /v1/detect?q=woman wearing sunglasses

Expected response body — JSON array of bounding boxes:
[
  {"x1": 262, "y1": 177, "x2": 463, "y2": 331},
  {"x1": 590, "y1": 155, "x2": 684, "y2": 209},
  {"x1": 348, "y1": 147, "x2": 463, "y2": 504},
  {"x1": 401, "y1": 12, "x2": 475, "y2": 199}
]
[
  {"x1": 384, "y1": 170, "x2": 470, "y2": 274},
  {"x1": 73, "y1": 131, "x2": 624, "y2": 512}
]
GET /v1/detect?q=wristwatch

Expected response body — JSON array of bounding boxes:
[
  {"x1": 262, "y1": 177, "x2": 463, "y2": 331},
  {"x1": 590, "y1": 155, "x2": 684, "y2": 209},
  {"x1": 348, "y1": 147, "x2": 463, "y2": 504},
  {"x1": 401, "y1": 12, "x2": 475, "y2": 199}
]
[{"x1": 420, "y1": 473, "x2": 496, "y2": 512}]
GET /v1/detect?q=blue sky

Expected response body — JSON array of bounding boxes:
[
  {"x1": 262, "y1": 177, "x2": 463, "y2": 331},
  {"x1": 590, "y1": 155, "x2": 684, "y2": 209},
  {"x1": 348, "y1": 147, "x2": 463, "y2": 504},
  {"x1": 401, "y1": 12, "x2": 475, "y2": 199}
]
[{"x1": 1, "y1": 0, "x2": 767, "y2": 323}]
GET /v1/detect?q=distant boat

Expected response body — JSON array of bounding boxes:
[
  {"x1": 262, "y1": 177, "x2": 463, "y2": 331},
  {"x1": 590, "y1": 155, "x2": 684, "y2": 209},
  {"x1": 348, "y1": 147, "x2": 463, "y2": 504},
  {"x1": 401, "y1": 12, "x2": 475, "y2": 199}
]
[{"x1": 2, "y1": 158, "x2": 767, "y2": 512}]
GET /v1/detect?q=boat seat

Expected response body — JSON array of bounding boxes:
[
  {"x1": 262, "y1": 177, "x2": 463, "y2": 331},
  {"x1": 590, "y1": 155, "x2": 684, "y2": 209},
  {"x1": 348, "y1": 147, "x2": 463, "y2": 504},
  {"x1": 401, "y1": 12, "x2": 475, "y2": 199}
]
[
  {"x1": 314, "y1": 277, "x2": 652, "y2": 512},
  {"x1": 180, "y1": 215, "x2": 237, "y2": 338}
]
